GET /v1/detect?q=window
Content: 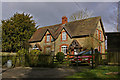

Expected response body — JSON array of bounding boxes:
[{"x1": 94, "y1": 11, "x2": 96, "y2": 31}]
[
  {"x1": 33, "y1": 44, "x2": 39, "y2": 50},
  {"x1": 74, "y1": 49, "x2": 78, "y2": 55},
  {"x1": 46, "y1": 34, "x2": 51, "y2": 42},
  {"x1": 62, "y1": 31, "x2": 67, "y2": 41},
  {"x1": 61, "y1": 46, "x2": 67, "y2": 55},
  {"x1": 100, "y1": 31, "x2": 102, "y2": 40},
  {"x1": 96, "y1": 30, "x2": 98, "y2": 38},
  {"x1": 99, "y1": 46, "x2": 102, "y2": 53},
  {"x1": 34, "y1": 44, "x2": 37, "y2": 48}
]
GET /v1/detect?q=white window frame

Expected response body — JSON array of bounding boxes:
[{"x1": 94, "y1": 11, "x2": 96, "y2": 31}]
[
  {"x1": 61, "y1": 45, "x2": 67, "y2": 55},
  {"x1": 74, "y1": 49, "x2": 78, "y2": 55}
]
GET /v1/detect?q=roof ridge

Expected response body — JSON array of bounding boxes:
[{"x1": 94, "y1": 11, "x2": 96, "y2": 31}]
[
  {"x1": 66, "y1": 16, "x2": 101, "y2": 24},
  {"x1": 37, "y1": 23, "x2": 62, "y2": 30}
]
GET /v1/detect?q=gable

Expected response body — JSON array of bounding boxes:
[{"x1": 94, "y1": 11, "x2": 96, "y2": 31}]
[
  {"x1": 95, "y1": 20, "x2": 106, "y2": 40},
  {"x1": 42, "y1": 29, "x2": 54, "y2": 42},
  {"x1": 68, "y1": 40, "x2": 82, "y2": 50},
  {"x1": 55, "y1": 27, "x2": 72, "y2": 40}
]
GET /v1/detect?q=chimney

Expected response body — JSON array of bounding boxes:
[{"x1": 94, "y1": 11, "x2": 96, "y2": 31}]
[{"x1": 62, "y1": 16, "x2": 68, "y2": 24}]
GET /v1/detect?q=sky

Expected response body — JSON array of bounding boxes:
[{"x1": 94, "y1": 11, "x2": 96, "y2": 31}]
[{"x1": 2, "y1": 2, "x2": 118, "y2": 32}]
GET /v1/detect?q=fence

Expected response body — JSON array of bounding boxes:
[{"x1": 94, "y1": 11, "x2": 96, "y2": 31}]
[
  {"x1": 2, "y1": 54, "x2": 54, "y2": 67},
  {"x1": 2, "y1": 52, "x2": 113, "y2": 68},
  {"x1": 52, "y1": 52, "x2": 102, "y2": 68},
  {"x1": 107, "y1": 52, "x2": 120, "y2": 65}
]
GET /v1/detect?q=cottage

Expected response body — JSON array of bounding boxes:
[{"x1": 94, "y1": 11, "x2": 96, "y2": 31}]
[{"x1": 29, "y1": 16, "x2": 106, "y2": 58}]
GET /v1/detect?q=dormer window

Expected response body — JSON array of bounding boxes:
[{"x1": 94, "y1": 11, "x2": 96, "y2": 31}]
[
  {"x1": 47, "y1": 34, "x2": 50, "y2": 42},
  {"x1": 62, "y1": 31, "x2": 67, "y2": 41},
  {"x1": 45, "y1": 33, "x2": 51, "y2": 43}
]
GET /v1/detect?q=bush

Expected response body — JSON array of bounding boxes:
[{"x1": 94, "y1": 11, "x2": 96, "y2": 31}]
[
  {"x1": 17, "y1": 48, "x2": 28, "y2": 66},
  {"x1": 56, "y1": 52, "x2": 65, "y2": 63},
  {"x1": 2, "y1": 54, "x2": 17, "y2": 67},
  {"x1": 27, "y1": 49, "x2": 41, "y2": 67}
]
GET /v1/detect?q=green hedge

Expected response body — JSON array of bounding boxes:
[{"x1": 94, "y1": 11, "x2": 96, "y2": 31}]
[
  {"x1": 2, "y1": 55, "x2": 17, "y2": 66},
  {"x1": 2, "y1": 49, "x2": 54, "y2": 67},
  {"x1": 26, "y1": 49, "x2": 41, "y2": 67}
]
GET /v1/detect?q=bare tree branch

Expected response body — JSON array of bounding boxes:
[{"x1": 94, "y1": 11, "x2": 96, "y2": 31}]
[
  {"x1": 69, "y1": 8, "x2": 93, "y2": 21},
  {"x1": 82, "y1": 34, "x2": 102, "y2": 50}
]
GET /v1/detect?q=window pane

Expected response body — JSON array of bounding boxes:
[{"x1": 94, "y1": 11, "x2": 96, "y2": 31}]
[
  {"x1": 47, "y1": 34, "x2": 50, "y2": 42},
  {"x1": 62, "y1": 32, "x2": 66, "y2": 40},
  {"x1": 100, "y1": 32, "x2": 101, "y2": 40},
  {"x1": 61, "y1": 46, "x2": 67, "y2": 54}
]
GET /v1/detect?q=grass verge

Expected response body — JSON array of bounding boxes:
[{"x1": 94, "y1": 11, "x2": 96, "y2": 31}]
[{"x1": 66, "y1": 65, "x2": 120, "y2": 78}]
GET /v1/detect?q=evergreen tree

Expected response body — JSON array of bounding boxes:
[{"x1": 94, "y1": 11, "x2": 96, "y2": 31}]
[{"x1": 2, "y1": 12, "x2": 38, "y2": 52}]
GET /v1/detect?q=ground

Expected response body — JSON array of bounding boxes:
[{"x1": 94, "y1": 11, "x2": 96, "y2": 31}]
[
  {"x1": 2, "y1": 65, "x2": 120, "y2": 78},
  {"x1": 2, "y1": 66, "x2": 89, "y2": 78}
]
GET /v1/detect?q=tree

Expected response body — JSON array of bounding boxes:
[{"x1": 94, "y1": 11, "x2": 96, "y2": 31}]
[
  {"x1": 82, "y1": 34, "x2": 101, "y2": 50},
  {"x1": 82, "y1": 34, "x2": 102, "y2": 68},
  {"x1": 69, "y1": 8, "x2": 93, "y2": 21},
  {"x1": 2, "y1": 12, "x2": 38, "y2": 52},
  {"x1": 108, "y1": 2, "x2": 118, "y2": 31}
]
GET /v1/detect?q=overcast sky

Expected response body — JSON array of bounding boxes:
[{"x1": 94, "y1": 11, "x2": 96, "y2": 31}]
[{"x1": 2, "y1": 2, "x2": 118, "y2": 32}]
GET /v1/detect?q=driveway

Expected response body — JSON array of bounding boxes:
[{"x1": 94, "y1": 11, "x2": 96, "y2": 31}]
[{"x1": 2, "y1": 66, "x2": 89, "y2": 78}]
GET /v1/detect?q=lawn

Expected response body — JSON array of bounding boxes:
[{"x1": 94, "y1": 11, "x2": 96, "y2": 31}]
[{"x1": 66, "y1": 65, "x2": 120, "y2": 78}]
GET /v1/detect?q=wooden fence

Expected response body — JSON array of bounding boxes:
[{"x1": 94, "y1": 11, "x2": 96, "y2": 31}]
[
  {"x1": 52, "y1": 53, "x2": 102, "y2": 68},
  {"x1": 107, "y1": 52, "x2": 120, "y2": 65}
]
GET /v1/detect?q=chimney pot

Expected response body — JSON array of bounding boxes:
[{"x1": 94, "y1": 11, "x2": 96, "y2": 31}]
[{"x1": 62, "y1": 16, "x2": 67, "y2": 24}]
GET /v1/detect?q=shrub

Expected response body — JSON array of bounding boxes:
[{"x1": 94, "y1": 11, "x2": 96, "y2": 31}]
[
  {"x1": 28, "y1": 49, "x2": 41, "y2": 67},
  {"x1": 56, "y1": 52, "x2": 65, "y2": 63},
  {"x1": 17, "y1": 48, "x2": 28, "y2": 66},
  {"x1": 2, "y1": 54, "x2": 17, "y2": 67}
]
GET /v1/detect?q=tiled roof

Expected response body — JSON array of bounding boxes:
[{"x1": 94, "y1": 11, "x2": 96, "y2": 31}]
[{"x1": 29, "y1": 16, "x2": 104, "y2": 42}]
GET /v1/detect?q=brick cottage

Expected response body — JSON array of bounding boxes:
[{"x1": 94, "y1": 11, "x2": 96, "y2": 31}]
[{"x1": 29, "y1": 16, "x2": 106, "y2": 58}]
